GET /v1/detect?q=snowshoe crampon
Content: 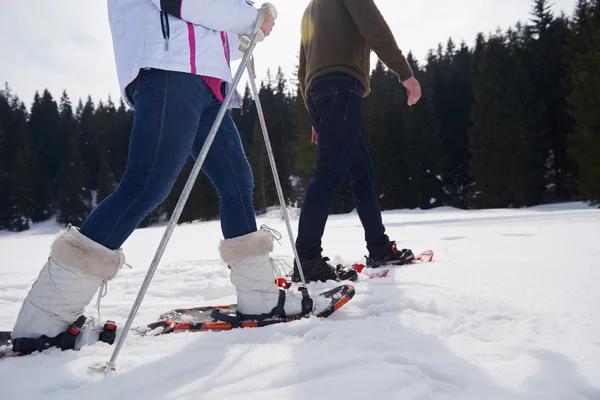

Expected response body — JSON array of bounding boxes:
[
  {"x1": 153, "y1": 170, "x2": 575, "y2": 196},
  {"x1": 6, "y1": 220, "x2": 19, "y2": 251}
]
[
  {"x1": 134, "y1": 284, "x2": 355, "y2": 336},
  {"x1": 0, "y1": 348, "x2": 20, "y2": 360},
  {"x1": 414, "y1": 249, "x2": 434, "y2": 263}
]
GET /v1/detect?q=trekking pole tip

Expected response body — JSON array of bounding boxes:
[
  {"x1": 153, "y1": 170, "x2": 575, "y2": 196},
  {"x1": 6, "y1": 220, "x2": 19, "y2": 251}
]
[{"x1": 88, "y1": 361, "x2": 117, "y2": 374}]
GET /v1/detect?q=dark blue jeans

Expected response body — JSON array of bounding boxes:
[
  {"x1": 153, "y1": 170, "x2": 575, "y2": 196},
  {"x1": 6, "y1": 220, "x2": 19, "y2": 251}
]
[
  {"x1": 81, "y1": 68, "x2": 256, "y2": 250},
  {"x1": 296, "y1": 72, "x2": 389, "y2": 261}
]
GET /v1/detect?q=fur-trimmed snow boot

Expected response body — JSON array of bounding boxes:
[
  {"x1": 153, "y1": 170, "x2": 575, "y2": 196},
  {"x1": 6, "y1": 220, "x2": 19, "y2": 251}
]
[
  {"x1": 11, "y1": 225, "x2": 128, "y2": 352},
  {"x1": 220, "y1": 226, "x2": 322, "y2": 317}
]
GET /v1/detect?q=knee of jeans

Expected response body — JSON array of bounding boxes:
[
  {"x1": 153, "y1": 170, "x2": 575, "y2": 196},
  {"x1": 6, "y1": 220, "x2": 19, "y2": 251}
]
[
  {"x1": 117, "y1": 171, "x2": 174, "y2": 209},
  {"x1": 312, "y1": 167, "x2": 346, "y2": 189},
  {"x1": 217, "y1": 170, "x2": 254, "y2": 204},
  {"x1": 350, "y1": 172, "x2": 375, "y2": 190}
]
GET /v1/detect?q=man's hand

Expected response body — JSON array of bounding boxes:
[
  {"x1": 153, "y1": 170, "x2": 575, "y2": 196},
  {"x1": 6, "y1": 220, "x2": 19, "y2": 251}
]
[
  {"x1": 311, "y1": 127, "x2": 318, "y2": 145},
  {"x1": 402, "y1": 77, "x2": 422, "y2": 106}
]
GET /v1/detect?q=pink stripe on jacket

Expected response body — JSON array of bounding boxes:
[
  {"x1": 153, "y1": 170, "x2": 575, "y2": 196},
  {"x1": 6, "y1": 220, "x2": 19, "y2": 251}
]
[{"x1": 201, "y1": 32, "x2": 230, "y2": 102}]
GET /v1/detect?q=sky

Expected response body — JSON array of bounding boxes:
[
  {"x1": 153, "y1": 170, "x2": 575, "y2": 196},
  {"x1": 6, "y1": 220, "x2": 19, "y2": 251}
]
[{"x1": 0, "y1": 0, "x2": 578, "y2": 109}]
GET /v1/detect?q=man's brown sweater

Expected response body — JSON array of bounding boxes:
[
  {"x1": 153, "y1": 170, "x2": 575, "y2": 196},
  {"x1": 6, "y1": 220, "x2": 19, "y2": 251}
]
[{"x1": 298, "y1": 0, "x2": 414, "y2": 102}]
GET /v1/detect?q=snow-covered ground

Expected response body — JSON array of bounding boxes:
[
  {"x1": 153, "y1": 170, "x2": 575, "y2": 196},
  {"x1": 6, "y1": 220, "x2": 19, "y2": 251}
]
[{"x1": 1, "y1": 203, "x2": 599, "y2": 400}]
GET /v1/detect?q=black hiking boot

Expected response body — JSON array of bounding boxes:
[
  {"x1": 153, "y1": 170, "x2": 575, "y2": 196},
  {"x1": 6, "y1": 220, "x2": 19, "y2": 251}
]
[
  {"x1": 365, "y1": 241, "x2": 415, "y2": 268},
  {"x1": 292, "y1": 256, "x2": 358, "y2": 283}
]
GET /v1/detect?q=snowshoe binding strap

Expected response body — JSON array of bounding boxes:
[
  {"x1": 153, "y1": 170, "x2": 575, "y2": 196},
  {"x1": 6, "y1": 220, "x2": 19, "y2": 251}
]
[
  {"x1": 211, "y1": 288, "x2": 315, "y2": 327},
  {"x1": 298, "y1": 287, "x2": 313, "y2": 316},
  {"x1": 209, "y1": 309, "x2": 243, "y2": 328},
  {"x1": 12, "y1": 315, "x2": 87, "y2": 355},
  {"x1": 10, "y1": 316, "x2": 118, "y2": 355},
  {"x1": 270, "y1": 289, "x2": 287, "y2": 319},
  {"x1": 212, "y1": 289, "x2": 288, "y2": 326},
  {"x1": 99, "y1": 320, "x2": 117, "y2": 345}
]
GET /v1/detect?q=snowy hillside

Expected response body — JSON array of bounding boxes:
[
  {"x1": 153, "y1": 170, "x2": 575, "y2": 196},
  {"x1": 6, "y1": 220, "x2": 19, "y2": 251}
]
[{"x1": 1, "y1": 204, "x2": 599, "y2": 400}]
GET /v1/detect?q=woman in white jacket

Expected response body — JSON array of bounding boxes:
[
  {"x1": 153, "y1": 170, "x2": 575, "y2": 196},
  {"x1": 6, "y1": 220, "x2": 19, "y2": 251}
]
[{"x1": 10, "y1": 0, "x2": 325, "y2": 353}]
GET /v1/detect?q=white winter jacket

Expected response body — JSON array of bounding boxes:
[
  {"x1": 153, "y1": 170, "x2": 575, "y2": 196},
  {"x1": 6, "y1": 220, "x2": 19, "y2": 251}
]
[{"x1": 107, "y1": 0, "x2": 260, "y2": 108}]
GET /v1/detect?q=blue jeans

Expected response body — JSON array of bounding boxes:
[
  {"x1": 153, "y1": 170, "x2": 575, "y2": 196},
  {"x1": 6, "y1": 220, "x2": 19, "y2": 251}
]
[
  {"x1": 81, "y1": 68, "x2": 256, "y2": 250},
  {"x1": 296, "y1": 72, "x2": 389, "y2": 261}
]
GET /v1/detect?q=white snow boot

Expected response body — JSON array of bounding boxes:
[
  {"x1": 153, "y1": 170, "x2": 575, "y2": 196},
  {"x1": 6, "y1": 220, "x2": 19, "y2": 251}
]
[
  {"x1": 219, "y1": 226, "x2": 319, "y2": 317},
  {"x1": 11, "y1": 225, "x2": 128, "y2": 352}
]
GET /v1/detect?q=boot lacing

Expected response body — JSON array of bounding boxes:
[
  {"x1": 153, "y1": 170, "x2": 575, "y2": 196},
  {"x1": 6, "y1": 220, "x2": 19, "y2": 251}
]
[
  {"x1": 259, "y1": 225, "x2": 293, "y2": 279},
  {"x1": 260, "y1": 224, "x2": 282, "y2": 244},
  {"x1": 43, "y1": 249, "x2": 133, "y2": 323},
  {"x1": 228, "y1": 225, "x2": 288, "y2": 288},
  {"x1": 271, "y1": 258, "x2": 292, "y2": 278},
  {"x1": 94, "y1": 250, "x2": 133, "y2": 319}
]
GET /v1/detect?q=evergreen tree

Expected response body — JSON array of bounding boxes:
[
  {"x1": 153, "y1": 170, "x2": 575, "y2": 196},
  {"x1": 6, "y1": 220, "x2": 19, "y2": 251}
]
[
  {"x1": 59, "y1": 92, "x2": 74, "y2": 137},
  {"x1": 0, "y1": 85, "x2": 19, "y2": 174},
  {"x1": 287, "y1": 86, "x2": 316, "y2": 205},
  {"x1": 568, "y1": 0, "x2": 600, "y2": 203},
  {"x1": 450, "y1": 42, "x2": 475, "y2": 205},
  {"x1": 256, "y1": 72, "x2": 293, "y2": 207},
  {"x1": 247, "y1": 114, "x2": 272, "y2": 214},
  {"x1": 241, "y1": 76, "x2": 295, "y2": 213},
  {"x1": 0, "y1": 88, "x2": 11, "y2": 229},
  {"x1": 469, "y1": 33, "x2": 546, "y2": 208},
  {"x1": 28, "y1": 89, "x2": 60, "y2": 221},
  {"x1": 0, "y1": 117, "x2": 8, "y2": 229},
  {"x1": 530, "y1": 0, "x2": 554, "y2": 35},
  {"x1": 113, "y1": 99, "x2": 133, "y2": 181},
  {"x1": 54, "y1": 92, "x2": 75, "y2": 208},
  {"x1": 273, "y1": 68, "x2": 295, "y2": 202},
  {"x1": 8, "y1": 145, "x2": 35, "y2": 231},
  {"x1": 76, "y1": 97, "x2": 99, "y2": 190},
  {"x1": 428, "y1": 40, "x2": 475, "y2": 206},
  {"x1": 526, "y1": 0, "x2": 576, "y2": 200},
  {"x1": 231, "y1": 85, "x2": 256, "y2": 145},
  {"x1": 96, "y1": 153, "x2": 116, "y2": 205},
  {"x1": 362, "y1": 61, "x2": 405, "y2": 211},
  {"x1": 572, "y1": 0, "x2": 594, "y2": 35},
  {"x1": 56, "y1": 134, "x2": 92, "y2": 226},
  {"x1": 401, "y1": 56, "x2": 449, "y2": 209},
  {"x1": 7, "y1": 102, "x2": 38, "y2": 231},
  {"x1": 94, "y1": 100, "x2": 118, "y2": 204}
]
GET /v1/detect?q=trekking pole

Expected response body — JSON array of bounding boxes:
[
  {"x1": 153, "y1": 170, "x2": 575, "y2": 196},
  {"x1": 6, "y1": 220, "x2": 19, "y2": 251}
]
[
  {"x1": 92, "y1": 33, "x2": 261, "y2": 374},
  {"x1": 246, "y1": 64, "x2": 307, "y2": 286}
]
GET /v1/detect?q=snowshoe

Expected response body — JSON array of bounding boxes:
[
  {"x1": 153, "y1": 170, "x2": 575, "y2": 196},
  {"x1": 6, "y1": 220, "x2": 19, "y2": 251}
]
[
  {"x1": 353, "y1": 249, "x2": 434, "y2": 279},
  {"x1": 134, "y1": 284, "x2": 355, "y2": 336},
  {"x1": 365, "y1": 242, "x2": 416, "y2": 268},
  {"x1": 292, "y1": 256, "x2": 358, "y2": 283}
]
